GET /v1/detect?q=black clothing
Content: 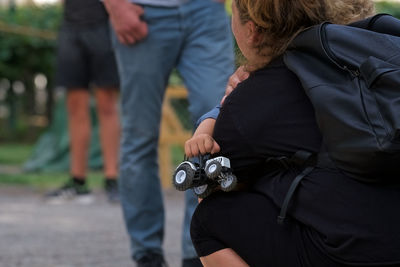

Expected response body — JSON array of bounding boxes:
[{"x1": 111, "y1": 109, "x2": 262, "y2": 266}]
[
  {"x1": 213, "y1": 58, "x2": 322, "y2": 181},
  {"x1": 55, "y1": 22, "x2": 119, "y2": 89},
  {"x1": 191, "y1": 190, "x2": 356, "y2": 267},
  {"x1": 64, "y1": 0, "x2": 108, "y2": 26},
  {"x1": 55, "y1": 0, "x2": 119, "y2": 89},
  {"x1": 190, "y1": 57, "x2": 400, "y2": 266}
]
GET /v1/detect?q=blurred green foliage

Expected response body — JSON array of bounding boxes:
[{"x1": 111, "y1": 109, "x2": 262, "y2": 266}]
[
  {"x1": 0, "y1": 4, "x2": 61, "y2": 81},
  {"x1": 376, "y1": 1, "x2": 400, "y2": 18},
  {"x1": 0, "y1": 4, "x2": 62, "y2": 142},
  {"x1": 225, "y1": 0, "x2": 232, "y2": 15}
]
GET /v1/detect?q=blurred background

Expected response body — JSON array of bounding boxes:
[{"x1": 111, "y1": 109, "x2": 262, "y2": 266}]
[
  {"x1": 0, "y1": 1, "x2": 400, "y2": 266},
  {"x1": 0, "y1": 0, "x2": 399, "y2": 191},
  {"x1": 0, "y1": 0, "x2": 196, "y2": 190}
]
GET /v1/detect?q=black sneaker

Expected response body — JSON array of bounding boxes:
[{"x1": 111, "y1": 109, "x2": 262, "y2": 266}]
[
  {"x1": 136, "y1": 253, "x2": 168, "y2": 267},
  {"x1": 45, "y1": 179, "x2": 93, "y2": 205},
  {"x1": 104, "y1": 179, "x2": 120, "y2": 203}
]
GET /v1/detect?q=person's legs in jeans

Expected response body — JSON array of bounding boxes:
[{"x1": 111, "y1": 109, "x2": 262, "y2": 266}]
[
  {"x1": 177, "y1": 0, "x2": 235, "y2": 260},
  {"x1": 110, "y1": 6, "x2": 183, "y2": 262}
]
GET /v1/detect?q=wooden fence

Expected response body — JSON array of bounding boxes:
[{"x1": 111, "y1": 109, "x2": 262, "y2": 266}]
[{"x1": 159, "y1": 85, "x2": 192, "y2": 188}]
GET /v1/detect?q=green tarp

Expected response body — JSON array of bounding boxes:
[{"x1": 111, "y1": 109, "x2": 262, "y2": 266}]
[
  {"x1": 23, "y1": 93, "x2": 103, "y2": 172},
  {"x1": 23, "y1": 73, "x2": 187, "y2": 173}
]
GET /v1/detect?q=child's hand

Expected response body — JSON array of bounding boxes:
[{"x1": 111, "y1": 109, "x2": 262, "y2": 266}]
[{"x1": 185, "y1": 134, "x2": 220, "y2": 158}]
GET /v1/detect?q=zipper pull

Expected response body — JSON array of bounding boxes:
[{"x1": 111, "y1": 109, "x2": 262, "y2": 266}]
[{"x1": 343, "y1": 65, "x2": 360, "y2": 78}]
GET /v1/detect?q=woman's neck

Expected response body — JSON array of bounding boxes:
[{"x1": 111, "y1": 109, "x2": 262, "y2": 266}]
[{"x1": 244, "y1": 56, "x2": 271, "y2": 72}]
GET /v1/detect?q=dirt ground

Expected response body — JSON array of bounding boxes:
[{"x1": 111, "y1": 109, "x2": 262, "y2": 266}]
[{"x1": 0, "y1": 186, "x2": 186, "y2": 267}]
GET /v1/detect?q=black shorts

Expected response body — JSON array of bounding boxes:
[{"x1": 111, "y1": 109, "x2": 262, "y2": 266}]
[
  {"x1": 190, "y1": 191, "x2": 351, "y2": 267},
  {"x1": 55, "y1": 22, "x2": 119, "y2": 89}
]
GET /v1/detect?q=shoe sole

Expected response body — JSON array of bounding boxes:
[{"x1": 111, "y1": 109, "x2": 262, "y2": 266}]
[{"x1": 45, "y1": 195, "x2": 95, "y2": 205}]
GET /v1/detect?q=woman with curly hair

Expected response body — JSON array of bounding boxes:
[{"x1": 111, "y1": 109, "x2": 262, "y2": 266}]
[{"x1": 188, "y1": 0, "x2": 400, "y2": 266}]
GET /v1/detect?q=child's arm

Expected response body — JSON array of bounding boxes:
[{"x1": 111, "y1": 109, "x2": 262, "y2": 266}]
[
  {"x1": 195, "y1": 105, "x2": 220, "y2": 128},
  {"x1": 186, "y1": 67, "x2": 250, "y2": 158},
  {"x1": 185, "y1": 118, "x2": 220, "y2": 158}
]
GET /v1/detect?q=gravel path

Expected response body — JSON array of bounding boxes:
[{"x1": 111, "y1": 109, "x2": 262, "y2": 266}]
[{"x1": 0, "y1": 186, "x2": 186, "y2": 267}]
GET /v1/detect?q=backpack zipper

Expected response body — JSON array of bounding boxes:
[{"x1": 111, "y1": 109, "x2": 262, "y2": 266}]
[{"x1": 319, "y1": 23, "x2": 360, "y2": 78}]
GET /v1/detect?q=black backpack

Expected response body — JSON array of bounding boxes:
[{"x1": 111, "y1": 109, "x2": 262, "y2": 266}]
[
  {"x1": 278, "y1": 14, "x2": 400, "y2": 224},
  {"x1": 284, "y1": 14, "x2": 400, "y2": 182}
]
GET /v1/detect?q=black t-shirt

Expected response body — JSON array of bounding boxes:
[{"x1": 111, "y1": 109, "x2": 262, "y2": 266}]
[
  {"x1": 63, "y1": 0, "x2": 108, "y2": 26},
  {"x1": 213, "y1": 57, "x2": 322, "y2": 180},
  {"x1": 212, "y1": 57, "x2": 400, "y2": 265}
]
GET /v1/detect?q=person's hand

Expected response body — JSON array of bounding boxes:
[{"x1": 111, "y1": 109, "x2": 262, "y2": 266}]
[
  {"x1": 220, "y1": 66, "x2": 250, "y2": 105},
  {"x1": 185, "y1": 134, "x2": 220, "y2": 158},
  {"x1": 185, "y1": 118, "x2": 219, "y2": 157},
  {"x1": 104, "y1": 0, "x2": 148, "y2": 45}
]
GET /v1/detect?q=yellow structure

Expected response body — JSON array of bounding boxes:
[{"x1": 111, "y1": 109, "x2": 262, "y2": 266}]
[{"x1": 159, "y1": 86, "x2": 192, "y2": 188}]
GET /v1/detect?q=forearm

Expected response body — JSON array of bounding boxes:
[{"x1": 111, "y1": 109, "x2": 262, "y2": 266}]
[
  {"x1": 195, "y1": 105, "x2": 220, "y2": 128},
  {"x1": 194, "y1": 118, "x2": 216, "y2": 137}
]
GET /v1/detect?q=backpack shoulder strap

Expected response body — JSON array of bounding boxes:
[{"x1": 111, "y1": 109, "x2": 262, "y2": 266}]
[
  {"x1": 275, "y1": 150, "x2": 335, "y2": 225},
  {"x1": 266, "y1": 150, "x2": 315, "y2": 225},
  {"x1": 349, "y1": 14, "x2": 400, "y2": 37},
  {"x1": 277, "y1": 165, "x2": 314, "y2": 225}
]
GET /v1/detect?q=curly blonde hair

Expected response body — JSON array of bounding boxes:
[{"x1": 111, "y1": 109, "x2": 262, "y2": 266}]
[
  {"x1": 327, "y1": 0, "x2": 375, "y2": 24},
  {"x1": 234, "y1": 0, "x2": 375, "y2": 61}
]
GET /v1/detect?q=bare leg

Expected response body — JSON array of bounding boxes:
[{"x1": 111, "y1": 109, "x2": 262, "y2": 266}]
[
  {"x1": 67, "y1": 90, "x2": 91, "y2": 179},
  {"x1": 200, "y1": 248, "x2": 249, "y2": 267},
  {"x1": 95, "y1": 88, "x2": 120, "y2": 179}
]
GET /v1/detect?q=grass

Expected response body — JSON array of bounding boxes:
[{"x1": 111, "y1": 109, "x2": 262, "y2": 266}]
[
  {"x1": 0, "y1": 143, "x2": 104, "y2": 190},
  {"x1": 0, "y1": 142, "x2": 185, "y2": 190},
  {"x1": 0, "y1": 143, "x2": 33, "y2": 165},
  {"x1": 0, "y1": 171, "x2": 104, "y2": 191}
]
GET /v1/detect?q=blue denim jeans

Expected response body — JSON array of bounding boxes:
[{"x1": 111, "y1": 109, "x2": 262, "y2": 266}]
[{"x1": 110, "y1": 0, "x2": 234, "y2": 261}]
